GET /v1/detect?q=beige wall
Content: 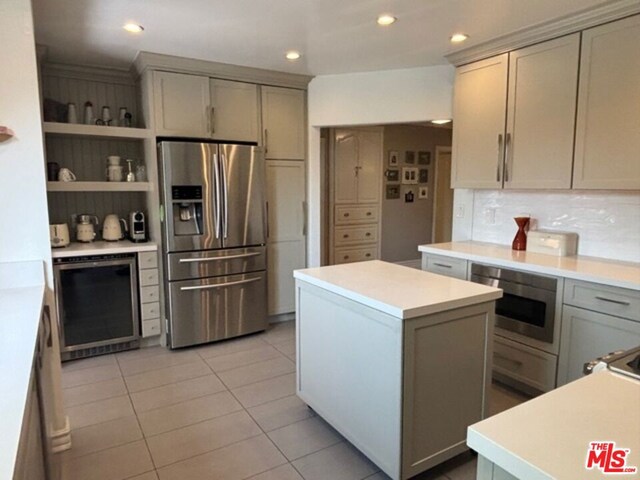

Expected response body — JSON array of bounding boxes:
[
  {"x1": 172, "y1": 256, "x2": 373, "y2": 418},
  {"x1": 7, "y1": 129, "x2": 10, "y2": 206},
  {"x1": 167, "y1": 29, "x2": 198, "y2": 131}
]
[{"x1": 381, "y1": 125, "x2": 452, "y2": 262}]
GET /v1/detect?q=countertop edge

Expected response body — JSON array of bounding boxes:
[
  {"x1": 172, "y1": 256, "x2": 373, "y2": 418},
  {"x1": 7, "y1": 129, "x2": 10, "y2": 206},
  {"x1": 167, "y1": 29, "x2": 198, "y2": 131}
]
[
  {"x1": 418, "y1": 244, "x2": 640, "y2": 291},
  {"x1": 51, "y1": 241, "x2": 158, "y2": 258}
]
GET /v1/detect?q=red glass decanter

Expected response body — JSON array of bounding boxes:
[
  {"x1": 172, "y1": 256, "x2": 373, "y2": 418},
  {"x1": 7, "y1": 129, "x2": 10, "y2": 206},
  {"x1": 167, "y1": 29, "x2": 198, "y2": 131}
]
[{"x1": 512, "y1": 216, "x2": 530, "y2": 251}]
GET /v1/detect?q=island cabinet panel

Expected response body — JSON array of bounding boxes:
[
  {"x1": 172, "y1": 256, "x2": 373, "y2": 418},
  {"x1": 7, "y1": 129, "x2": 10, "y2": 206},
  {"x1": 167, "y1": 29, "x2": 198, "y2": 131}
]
[
  {"x1": 296, "y1": 279, "x2": 494, "y2": 480},
  {"x1": 402, "y1": 304, "x2": 493, "y2": 478},
  {"x1": 296, "y1": 282, "x2": 403, "y2": 478}
]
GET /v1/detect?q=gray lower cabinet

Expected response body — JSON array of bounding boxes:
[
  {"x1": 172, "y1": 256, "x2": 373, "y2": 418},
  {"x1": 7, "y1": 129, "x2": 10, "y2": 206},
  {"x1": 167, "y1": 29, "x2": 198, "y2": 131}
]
[
  {"x1": 13, "y1": 371, "x2": 46, "y2": 480},
  {"x1": 557, "y1": 305, "x2": 640, "y2": 385},
  {"x1": 421, "y1": 253, "x2": 468, "y2": 280}
]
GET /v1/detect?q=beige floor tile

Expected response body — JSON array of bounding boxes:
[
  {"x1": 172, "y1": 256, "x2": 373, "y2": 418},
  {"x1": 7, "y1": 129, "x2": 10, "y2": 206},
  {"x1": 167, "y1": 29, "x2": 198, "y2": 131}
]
[
  {"x1": 488, "y1": 381, "x2": 531, "y2": 417},
  {"x1": 128, "y1": 473, "x2": 159, "y2": 480},
  {"x1": 124, "y1": 359, "x2": 212, "y2": 393},
  {"x1": 247, "y1": 464, "x2": 304, "y2": 480},
  {"x1": 194, "y1": 335, "x2": 268, "y2": 360},
  {"x1": 292, "y1": 441, "x2": 378, "y2": 480},
  {"x1": 248, "y1": 395, "x2": 315, "y2": 432},
  {"x1": 156, "y1": 435, "x2": 286, "y2": 480},
  {"x1": 63, "y1": 416, "x2": 142, "y2": 458},
  {"x1": 137, "y1": 391, "x2": 243, "y2": 437},
  {"x1": 61, "y1": 354, "x2": 118, "y2": 372},
  {"x1": 116, "y1": 345, "x2": 169, "y2": 361},
  {"x1": 118, "y1": 350, "x2": 201, "y2": 376},
  {"x1": 273, "y1": 340, "x2": 296, "y2": 359},
  {"x1": 63, "y1": 377, "x2": 127, "y2": 408},
  {"x1": 60, "y1": 439, "x2": 153, "y2": 480},
  {"x1": 364, "y1": 473, "x2": 392, "y2": 480},
  {"x1": 232, "y1": 373, "x2": 296, "y2": 408},
  {"x1": 218, "y1": 356, "x2": 295, "y2": 389},
  {"x1": 61, "y1": 364, "x2": 122, "y2": 389},
  {"x1": 147, "y1": 410, "x2": 262, "y2": 468},
  {"x1": 130, "y1": 374, "x2": 226, "y2": 413},
  {"x1": 262, "y1": 322, "x2": 295, "y2": 345},
  {"x1": 204, "y1": 345, "x2": 282, "y2": 372},
  {"x1": 67, "y1": 395, "x2": 134, "y2": 430},
  {"x1": 267, "y1": 416, "x2": 342, "y2": 461}
]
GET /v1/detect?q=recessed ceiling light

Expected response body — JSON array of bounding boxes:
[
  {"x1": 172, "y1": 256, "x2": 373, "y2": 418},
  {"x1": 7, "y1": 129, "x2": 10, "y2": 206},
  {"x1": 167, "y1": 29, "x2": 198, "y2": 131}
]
[
  {"x1": 123, "y1": 23, "x2": 144, "y2": 33},
  {"x1": 431, "y1": 119, "x2": 452, "y2": 125},
  {"x1": 450, "y1": 33, "x2": 469, "y2": 44},
  {"x1": 285, "y1": 51, "x2": 301, "y2": 61},
  {"x1": 377, "y1": 14, "x2": 397, "y2": 26}
]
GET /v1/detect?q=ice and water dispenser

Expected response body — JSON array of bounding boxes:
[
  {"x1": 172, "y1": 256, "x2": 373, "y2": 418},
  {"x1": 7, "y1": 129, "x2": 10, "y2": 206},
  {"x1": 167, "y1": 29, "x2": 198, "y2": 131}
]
[{"x1": 171, "y1": 185, "x2": 203, "y2": 236}]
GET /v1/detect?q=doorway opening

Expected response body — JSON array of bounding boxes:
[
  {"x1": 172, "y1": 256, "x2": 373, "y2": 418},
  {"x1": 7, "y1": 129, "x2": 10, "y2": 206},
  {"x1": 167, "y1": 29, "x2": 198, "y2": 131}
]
[{"x1": 321, "y1": 123, "x2": 453, "y2": 267}]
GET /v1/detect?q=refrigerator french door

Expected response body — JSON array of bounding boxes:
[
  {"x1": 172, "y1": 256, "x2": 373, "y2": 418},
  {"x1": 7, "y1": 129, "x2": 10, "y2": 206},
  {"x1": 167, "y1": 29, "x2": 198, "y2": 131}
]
[{"x1": 159, "y1": 141, "x2": 268, "y2": 348}]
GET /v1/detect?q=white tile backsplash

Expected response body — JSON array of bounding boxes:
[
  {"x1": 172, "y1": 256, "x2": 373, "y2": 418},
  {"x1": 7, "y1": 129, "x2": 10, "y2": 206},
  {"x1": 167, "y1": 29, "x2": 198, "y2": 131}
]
[{"x1": 470, "y1": 190, "x2": 640, "y2": 263}]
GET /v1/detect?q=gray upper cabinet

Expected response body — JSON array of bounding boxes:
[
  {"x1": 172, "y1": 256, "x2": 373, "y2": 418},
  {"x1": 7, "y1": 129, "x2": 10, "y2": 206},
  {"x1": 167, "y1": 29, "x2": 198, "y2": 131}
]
[
  {"x1": 573, "y1": 15, "x2": 640, "y2": 190},
  {"x1": 452, "y1": 54, "x2": 508, "y2": 189},
  {"x1": 210, "y1": 79, "x2": 259, "y2": 142},
  {"x1": 153, "y1": 71, "x2": 259, "y2": 142},
  {"x1": 261, "y1": 86, "x2": 306, "y2": 160},
  {"x1": 153, "y1": 71, "x2": 210, "y2": 138},
  {"x1": 505, "y1": 34, "x2": 579, "y2": 189},
  {"x1": 452, "y1": 34, "x2": 580, "y2": 190}
]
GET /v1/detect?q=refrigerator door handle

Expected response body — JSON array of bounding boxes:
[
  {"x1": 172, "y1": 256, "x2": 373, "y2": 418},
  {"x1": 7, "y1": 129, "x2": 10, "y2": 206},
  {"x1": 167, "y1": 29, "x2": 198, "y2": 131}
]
[
  {"x1": 221, "y1": 153, "x2": 229, "y2": 239},
  {"x1": 213, "y1": 153, "x2": 221, "y2": 238},
  {"x1": 180, "y1": 277, "x2": 261, "y2": 291},
  {"x1": 178, "y1": 252, "x2": 261, "y2": 263}
]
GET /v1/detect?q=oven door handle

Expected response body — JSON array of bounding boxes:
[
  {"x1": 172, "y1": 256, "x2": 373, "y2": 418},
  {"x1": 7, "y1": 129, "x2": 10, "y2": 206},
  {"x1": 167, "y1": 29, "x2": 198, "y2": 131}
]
[
  {"x1": 180, "y1": 277, "x2": 261, "y2": 291},
  {"x1": 178, "y1": 252, "x2": 261, "y2": 263}
]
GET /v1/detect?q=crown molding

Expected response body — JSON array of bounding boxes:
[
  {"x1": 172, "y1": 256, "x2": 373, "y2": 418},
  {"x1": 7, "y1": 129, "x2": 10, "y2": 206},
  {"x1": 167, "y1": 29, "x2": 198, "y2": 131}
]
[
  {"x1": 41, "y1": 61, "x2": 136, "y2": 86},
  {"x1": 446, "y1": 0, "x2": 640, "y2": 66},
  {"x1": 132, "y1": 51, "x2": 313, "y2": 89}
]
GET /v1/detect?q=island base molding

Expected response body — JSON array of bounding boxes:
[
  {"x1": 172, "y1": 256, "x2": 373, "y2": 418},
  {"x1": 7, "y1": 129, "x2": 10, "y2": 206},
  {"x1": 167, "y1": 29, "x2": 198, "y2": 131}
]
[{"x1": 295, "y1": 280, "x2": 495, "y2": 480}]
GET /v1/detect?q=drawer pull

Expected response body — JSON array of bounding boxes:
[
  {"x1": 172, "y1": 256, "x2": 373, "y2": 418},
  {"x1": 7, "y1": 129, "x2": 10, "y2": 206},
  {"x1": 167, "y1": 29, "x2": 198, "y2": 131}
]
[
  {"x1": 365, "y1": 253, "x2": 371, "y2": 257},
  {"x1": 180, "y1": 277, "x2": 260, "y2": 291},
  {"x1": 495, "y1": 352, "x2": 523, "y2": 368},
  {"x1": 365, "y1": 232, "x2": 371, "y2": 237},
  {"x1": 433, "y1": 262, "x2": 452, "y2": 269},
  {"x1": 179, "y1": 252, "x2": 260, "y2": 263},
  {"x1": 343, "y1": 234, "x2": 349, "y2": 238},
  {"x1": 344, "y1": 213, "x2": 350, "y2": 217},
  {"x1": 344, "y1": 255, "x2": 349, "y2": 260},
  {"x1": 366, "y1": 212, "x2": 372, "y2": 216},
  {"x1": 594, "y1": 296, "x2": 631, "y2": 306}
]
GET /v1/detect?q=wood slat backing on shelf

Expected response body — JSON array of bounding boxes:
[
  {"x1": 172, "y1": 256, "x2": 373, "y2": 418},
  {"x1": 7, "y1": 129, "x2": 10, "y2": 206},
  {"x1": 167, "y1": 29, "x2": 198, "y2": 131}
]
[
  {"x1": 42, "y1": 73, "x2": 140, "y2": 127},
  {"x1": 47, "y1": 191, "x2": 146, "y2": 232},
  {"x1": 45, "y1": 136, "x2": 144, "y2": 182}
]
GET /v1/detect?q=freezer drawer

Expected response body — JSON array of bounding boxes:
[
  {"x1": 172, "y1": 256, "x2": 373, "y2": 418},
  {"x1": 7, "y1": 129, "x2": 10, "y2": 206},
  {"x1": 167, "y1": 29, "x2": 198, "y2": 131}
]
[
  {"x1": 167, "y1": 246, "x2": 266, "y2": 281},
  {"x1": 167, "y1": 271, "x2": 267, "y2": 348}
]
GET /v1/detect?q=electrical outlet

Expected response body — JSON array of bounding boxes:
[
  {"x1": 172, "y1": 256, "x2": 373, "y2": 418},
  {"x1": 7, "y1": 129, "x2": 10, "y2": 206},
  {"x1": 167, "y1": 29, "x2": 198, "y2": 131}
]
[{"x1": 455, "y1": 204, "x2": 465, "y2": 218}]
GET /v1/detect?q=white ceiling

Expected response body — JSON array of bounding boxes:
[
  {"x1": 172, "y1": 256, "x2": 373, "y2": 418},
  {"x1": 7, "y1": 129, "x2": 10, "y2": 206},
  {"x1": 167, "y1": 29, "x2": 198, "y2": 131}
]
[{"x1": 33, "y1": 0, "x2": 609, "y2": 76}]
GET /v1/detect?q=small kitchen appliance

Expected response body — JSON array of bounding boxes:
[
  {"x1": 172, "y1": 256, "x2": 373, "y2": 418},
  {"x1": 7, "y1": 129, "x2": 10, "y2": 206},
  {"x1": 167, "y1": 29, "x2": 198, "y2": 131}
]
[
  {"x1": 129, "y1": 211, "x2": 147, "y2": 242},
  {"x1": 50, "y1": 223, "x2": 70, "y2": 248},
  {"x1": 526, "y1": 230, "x2": 578, "y2": 257},
  {"x1": 584, "y1": 345, "x2": 640, "y2": 381},
  {"x1": 74, "y1": 214, "x2": 99, "y2": 243},
  {"x1": 103, "y1": 214, "x2": 127, "y2": 241}
]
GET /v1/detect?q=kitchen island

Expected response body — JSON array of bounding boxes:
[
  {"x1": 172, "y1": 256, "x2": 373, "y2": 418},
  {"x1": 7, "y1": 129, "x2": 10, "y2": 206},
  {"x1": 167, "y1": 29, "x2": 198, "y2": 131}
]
[{"x1": 293, "y1": 260, "x2": 502, "y2": 480}]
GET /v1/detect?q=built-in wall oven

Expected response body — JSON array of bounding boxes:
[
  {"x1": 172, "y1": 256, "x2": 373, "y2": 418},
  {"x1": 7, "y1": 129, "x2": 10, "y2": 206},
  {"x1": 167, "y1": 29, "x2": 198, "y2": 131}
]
[
  {"x1": 53, "y1": 254, "x2": 140, "y2": 361},
  {"x1": 470, "y1": 263, "x2": 562, "y2": 394}
]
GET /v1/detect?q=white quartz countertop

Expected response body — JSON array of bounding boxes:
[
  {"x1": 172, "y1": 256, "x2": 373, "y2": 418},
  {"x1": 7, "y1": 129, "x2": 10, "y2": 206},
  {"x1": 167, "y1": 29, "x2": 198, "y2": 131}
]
[
  {"x1": 418, "y1": 241, "x2": 640, "y2": 291},
  {"x1": 0, "y1": 261, "x2": 45, "y2": 480},
  {"x1": 468, "y1": 371, "x2": 640, "y2": 480},
  {"x1": 51, "y1": 240, "x2": 157, "y2": 258},
  {"x1": 294, "y1": 260, "x2": 502, "y2": 319}
]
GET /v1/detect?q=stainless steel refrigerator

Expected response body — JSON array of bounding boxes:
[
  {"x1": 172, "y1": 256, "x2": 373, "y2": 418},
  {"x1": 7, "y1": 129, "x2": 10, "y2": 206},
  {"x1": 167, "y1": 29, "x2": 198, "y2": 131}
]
[{"x1": 159, "y1": 141, "x2": 267, "y2": 348}]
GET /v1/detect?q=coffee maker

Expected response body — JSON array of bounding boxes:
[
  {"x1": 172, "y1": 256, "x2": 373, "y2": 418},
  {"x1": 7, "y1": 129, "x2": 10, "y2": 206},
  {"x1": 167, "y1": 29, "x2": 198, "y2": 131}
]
[{"x1": 129, "y1": 211, "x2": 147, "y2": 242}]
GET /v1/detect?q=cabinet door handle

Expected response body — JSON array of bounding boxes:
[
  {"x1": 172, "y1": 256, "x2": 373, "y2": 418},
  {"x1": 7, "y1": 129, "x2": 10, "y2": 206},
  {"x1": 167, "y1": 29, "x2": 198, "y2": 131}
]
[
  {"x1": 264, "y1": 129, "x2": 268, "y2": 154},
  {"x1": 594, "y1": 296, "x2": 631, "y2": 306},
  {"x1": 433, "y1": 262, "x2": 452, "y2": 269},
  {"x1": 504, "y1": 133, "x2": 511, "y2": 182},
  {"x1": 211, "y1": 106, "x2": 216, "y2": 135},
  {"x1": 266, "y1": 201, "x2": 270, "y2": 239},
  {"x1": 302, "y1": 201, "x2": 307, "y2": 236},
  {"x1": 496, "y1": 134, "x2": 503, "y2": 182}
]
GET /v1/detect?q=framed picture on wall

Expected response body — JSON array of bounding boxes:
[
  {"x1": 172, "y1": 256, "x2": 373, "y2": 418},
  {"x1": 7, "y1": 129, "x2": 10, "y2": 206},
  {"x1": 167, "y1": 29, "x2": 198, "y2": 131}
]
[
  {"x1": 402, "y1": 167, "x2": 419, "y2": 184},
  {"x1": 418, "y1": 151, "x2": 431, "y2": 165},
  {"x1": 419, "y1": 169, "x2": 429, "y2": 184},
  {"x1": 386, "y1": 185, "x2": 400, "y2": 199},
  {"x1": 385, "y1": 169, "x2": 399, "y2": 182},
  {"x1": 405, "y1": 151, "x2": 416, "y2": 164},
  {"x1": 418, "y1": 186, "x2": 429, "y2": 199},
  {"x1": 388, "y1": 151, "x2": 399, "y2": 166}
]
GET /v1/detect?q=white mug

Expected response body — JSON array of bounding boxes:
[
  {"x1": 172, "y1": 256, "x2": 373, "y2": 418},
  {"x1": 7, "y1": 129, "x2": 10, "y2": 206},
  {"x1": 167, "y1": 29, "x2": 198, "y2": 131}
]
[
  {"x1": 107, "y1": 155, "x2": 121, "y2": 166},
  {"x1": 58, "y1": 168, "x2": 77, "y2": 182},
  {"x1": 106, "y1": 165, "x2": 124, "y2": 182}
]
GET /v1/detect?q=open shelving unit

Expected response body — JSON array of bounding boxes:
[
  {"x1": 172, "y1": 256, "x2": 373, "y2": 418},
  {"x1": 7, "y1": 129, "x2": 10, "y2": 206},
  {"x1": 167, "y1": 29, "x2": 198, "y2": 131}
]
[{"x1": 43, "y1": 122, "x2": 152, "y2": 140}]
